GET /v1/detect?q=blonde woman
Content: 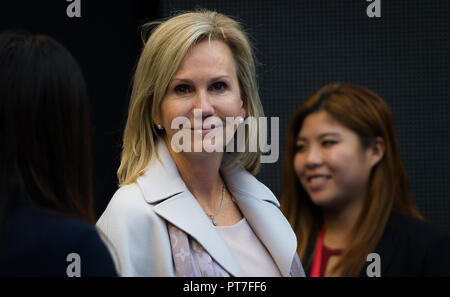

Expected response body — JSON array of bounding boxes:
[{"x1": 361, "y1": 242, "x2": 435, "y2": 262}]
[{"x1": 97, "y1": 10, "x2": 304, "y2": 277}]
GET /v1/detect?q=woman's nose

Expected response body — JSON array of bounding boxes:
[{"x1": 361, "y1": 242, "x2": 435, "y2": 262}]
[
  {"x1": 305, "y1": 145, "x2": 323, "y2": 169},
  {"x1": 193, "y1": 89, "x2": 215, "y2": 119}
]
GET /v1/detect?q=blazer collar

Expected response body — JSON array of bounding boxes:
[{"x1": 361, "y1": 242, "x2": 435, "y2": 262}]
[
  {"x1": 137, "y1": 140, "x2": 280, "y2": 206},
  {"x1": 136, "y1": 140, "x2": 187, "y2": 204},
  {"x1": 136, "y1": 140, "x2": 297, "y2": 276}
]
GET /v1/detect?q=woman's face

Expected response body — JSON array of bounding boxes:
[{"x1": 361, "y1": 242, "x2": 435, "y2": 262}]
[
  {"x1": 294, "y1": 111, "x2": 380, "y2": 209},
  {"x1": 158, "y1": 40, "x2": 245, "y2": 155}
]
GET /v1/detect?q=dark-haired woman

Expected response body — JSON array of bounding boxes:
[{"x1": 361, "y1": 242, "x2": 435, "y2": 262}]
[
  {"x1": 0, "y1": 31, "x2": 118, "y2": 276},
  {"x1": 280, "y1": 82, "x2": 450, "y2": 276}
]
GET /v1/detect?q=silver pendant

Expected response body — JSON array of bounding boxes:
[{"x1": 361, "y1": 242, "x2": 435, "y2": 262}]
[{"x1": 211, "y1": 215, "x2": 218, "y2": 226}]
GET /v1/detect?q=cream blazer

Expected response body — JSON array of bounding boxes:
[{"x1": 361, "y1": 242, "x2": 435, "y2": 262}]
[{"x1": 96, "y1": 141, "x2": 301, "y2": 277}]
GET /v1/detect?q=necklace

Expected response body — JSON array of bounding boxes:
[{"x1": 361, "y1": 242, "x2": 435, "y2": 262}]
[{"x1": 207, "y1": 183, "x2": 225, "y2": 226}]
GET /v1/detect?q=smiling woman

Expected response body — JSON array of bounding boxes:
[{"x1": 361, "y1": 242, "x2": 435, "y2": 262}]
[
  {"x1": 281, "y1": 82, "x2": 450, "y2": 277},
  {"x1": 159, "y1": 40, "x2": 245, "y2": 155},
  {"x1": 96, "y1": 10, "x2": 305, "y2": 277},
  {"x1": 294, "y1": 110, "x2": 384, "y2": 210}
]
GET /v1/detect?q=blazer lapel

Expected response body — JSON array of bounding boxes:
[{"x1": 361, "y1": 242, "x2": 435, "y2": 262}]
[
  {"x1": 359, "y1": 214, "x2": 399, "y2": 277},
  {"x1": 136, "y1": 141, "x2": 245, "y2": 276},
  {"x1": 153, "y1": 192, "x2": 245, "y2": 277},
  {"x1": 136, "y1": 141, "x2": 186, "y2": 204},
  {"x1": 137, "y1": 141, "x2": 297, "y2": 277},
  {"x1": 373, "y1": 214, "x2": 400, "y2": 276}
]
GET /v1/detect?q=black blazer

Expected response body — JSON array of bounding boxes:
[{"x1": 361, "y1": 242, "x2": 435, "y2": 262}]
[
  {"x1": 0, "y1": 196, "x2": 117, "y2": 277},
  {"x1": 360, "y1": 212, "x2": 450, "y2": 277},
  {"x1": 304, "y1": 212, "x2": 450, "y2": 277}
]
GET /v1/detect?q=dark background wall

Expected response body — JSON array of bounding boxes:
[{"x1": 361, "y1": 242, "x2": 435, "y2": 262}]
[{"x1": 1, "y1": 0, "x2": 449, "y2": 234}]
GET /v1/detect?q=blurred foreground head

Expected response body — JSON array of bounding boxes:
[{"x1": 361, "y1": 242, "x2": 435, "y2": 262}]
[{"x1": 0, "y1": 31, "x2": 94, "y2": 224}]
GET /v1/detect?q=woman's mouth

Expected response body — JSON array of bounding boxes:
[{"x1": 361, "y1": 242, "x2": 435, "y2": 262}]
[
  {"x1": 306, "y1": 175, "x2": 331, "y2": 191},
  {"x1": 189, "y1": 124, "x2": 223, "y2": 134}
]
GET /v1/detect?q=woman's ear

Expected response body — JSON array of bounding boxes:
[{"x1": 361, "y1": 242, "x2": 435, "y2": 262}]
[
  {"x1": 153, "y1": 114, "x2": 163, "y2": 131},
  {"x1": 240, "y1": 94, "x2": 248, "y2": 119},
  {"x1": 240, "y1": 107, "x2": 247, "y2": 119},
  {"x1": 368, "y1": 136, "x2": 385, "y2": 168},
  {"x1": 154, "y1": 109, "x2": 161, "y2": 125}
]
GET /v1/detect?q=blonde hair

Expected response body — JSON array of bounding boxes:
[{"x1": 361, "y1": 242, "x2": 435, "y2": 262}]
[{"x1": 118, "y1": 10, "x2": 264, "y2": 186}]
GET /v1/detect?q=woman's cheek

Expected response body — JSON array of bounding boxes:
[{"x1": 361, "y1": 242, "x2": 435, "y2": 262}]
[
  {"x1": 327, "y1": 151, "x2": 358, "y2": 187},
  {"x1": 324, "y1": 148, "x2": 348, "y2": 173},
  {"x1": 293, "y1": 154, "x2": 306, "y2": 181}
]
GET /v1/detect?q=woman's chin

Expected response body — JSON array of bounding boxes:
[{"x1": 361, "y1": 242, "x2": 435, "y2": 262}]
[
  {"x1": 168, "y1": 134, "x2": 229, "y2": 154},
  {"x1": 309, "y1": 193, "x2": 337, "y2": 208}
]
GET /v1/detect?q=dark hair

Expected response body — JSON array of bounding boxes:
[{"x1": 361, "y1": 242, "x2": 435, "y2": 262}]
[
  {"x1": 0, "y1": 31, "x2": 95, "y2": 225},
  {"x1": 280, "y1": 82, "x2": 422, "y2": 276}
]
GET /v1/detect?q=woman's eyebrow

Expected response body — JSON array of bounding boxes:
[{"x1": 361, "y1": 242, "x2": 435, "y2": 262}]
[
  {"x1": 171, "y1": 75, "x2": 232, "y2": 84},
  {"x1": 209, "y1": 75, "x2": 232, "y2": 81},
  {"x1": 318, "y1": 132, "x2": 340, "y2": 139},
  {"x1": 297, "y1": 132, "x2": 341, "y2": 141},
  {"x1": 170, "y1": 78, "x2": 194, "y2": 84}
]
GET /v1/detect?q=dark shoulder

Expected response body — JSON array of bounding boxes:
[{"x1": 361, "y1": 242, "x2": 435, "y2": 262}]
[
  {"x1": 387, "y1": 212, "x2": 449, "y2": 246},
  {"x1": 4, "y1": 201, "x2": 98, "y2": 246},
  {"x1": 375, "y1": 212, "x2": 450, "y2": 276},
  {"x1": 0, "y1": 202, "x2": 117, "y2": 276}
]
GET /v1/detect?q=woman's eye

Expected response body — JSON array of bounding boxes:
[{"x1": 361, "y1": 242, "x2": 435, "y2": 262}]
[
  {"x1": 295, "y1": 144, "x2": 305, "y2": 152},
  {"x1": 322, "y1": 140, "x2": 337, "y2": 147},
  {"x1": 209, "y1": 81, "x2": 227, "y2": 91},
  {"x1": 174, "y1": 84, "x2": 191, "y2": 94}
]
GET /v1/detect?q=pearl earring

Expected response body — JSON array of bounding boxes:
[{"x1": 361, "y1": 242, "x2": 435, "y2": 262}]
[
  {"x1": 156, "y1": 124, "x2": 164, "y2": 130},
  {"x1": 238, "y1": 117, "x2": 244, "y2": 124}
]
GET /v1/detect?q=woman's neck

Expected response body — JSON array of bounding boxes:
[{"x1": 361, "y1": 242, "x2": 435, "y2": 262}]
[
  {"x1": 165, "y1": 139, "x2": 224, "y2": 211},
  {"x1": 322, "y1": 196, "x2": 364, "y2": 250}
]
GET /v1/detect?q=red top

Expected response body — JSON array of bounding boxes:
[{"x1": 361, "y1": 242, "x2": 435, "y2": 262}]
[{"x1": 310, "y1": 226, "x2": 343, "y2": 277}]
